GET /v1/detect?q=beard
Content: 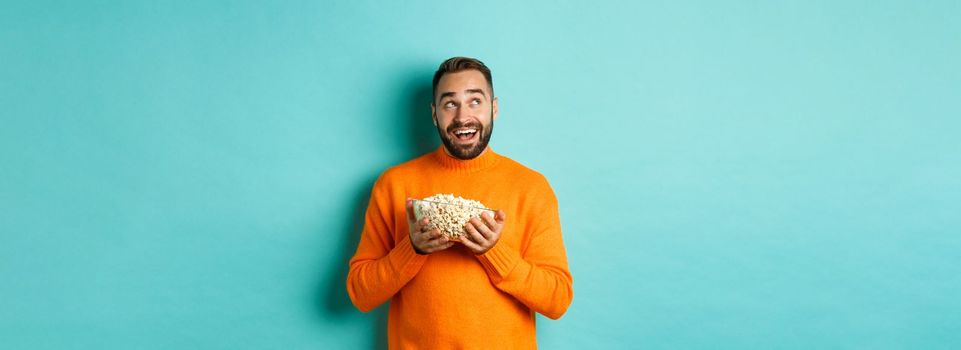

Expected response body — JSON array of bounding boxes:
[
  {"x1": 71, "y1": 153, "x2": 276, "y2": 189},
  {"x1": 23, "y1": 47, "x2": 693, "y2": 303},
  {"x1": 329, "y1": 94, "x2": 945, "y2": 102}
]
[{"x1": 436, "y1": 114, "x2": 494, "y2": 160}]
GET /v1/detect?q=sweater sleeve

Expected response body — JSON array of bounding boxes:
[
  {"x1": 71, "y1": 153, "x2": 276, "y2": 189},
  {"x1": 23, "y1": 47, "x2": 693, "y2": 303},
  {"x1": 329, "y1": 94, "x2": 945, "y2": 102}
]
[
  {"x1": 346, "y1": 176, "x2": 428, "y2": 312},
  {"x1": 475, "y1": 181, "x2": 574, "y2": 319}
]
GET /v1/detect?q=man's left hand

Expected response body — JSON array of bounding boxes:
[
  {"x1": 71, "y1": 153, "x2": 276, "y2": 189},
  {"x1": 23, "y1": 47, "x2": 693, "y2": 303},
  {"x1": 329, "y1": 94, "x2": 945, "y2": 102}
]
[{"x1": 458, "y1": 210, "x2": 506, "y2": 255}]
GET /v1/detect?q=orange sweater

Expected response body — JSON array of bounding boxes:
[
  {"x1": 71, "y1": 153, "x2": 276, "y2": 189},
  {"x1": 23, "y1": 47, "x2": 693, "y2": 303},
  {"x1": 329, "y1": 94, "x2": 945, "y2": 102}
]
[{"x1": 347, "y1": 146, "x2": 574, "y2": 349}]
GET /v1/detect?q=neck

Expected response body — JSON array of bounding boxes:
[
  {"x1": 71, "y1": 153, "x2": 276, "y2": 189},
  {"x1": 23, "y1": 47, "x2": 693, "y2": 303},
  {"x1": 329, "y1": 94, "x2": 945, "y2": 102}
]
[{"x1": 433, "y1": 145, "x2": 499, "y2": 173}]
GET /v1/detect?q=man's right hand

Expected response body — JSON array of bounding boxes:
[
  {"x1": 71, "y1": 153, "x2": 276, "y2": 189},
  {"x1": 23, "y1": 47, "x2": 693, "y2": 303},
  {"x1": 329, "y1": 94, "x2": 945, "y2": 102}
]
[{"x1": 407, "y1": 199, "x2": 454, "y2": 255}]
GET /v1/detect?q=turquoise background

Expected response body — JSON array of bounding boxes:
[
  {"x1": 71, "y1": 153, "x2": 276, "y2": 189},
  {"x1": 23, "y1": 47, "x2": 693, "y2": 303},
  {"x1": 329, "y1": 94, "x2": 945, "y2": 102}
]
[{"x1": 2, "y1": 1, "x2": 959, "y2": 349}]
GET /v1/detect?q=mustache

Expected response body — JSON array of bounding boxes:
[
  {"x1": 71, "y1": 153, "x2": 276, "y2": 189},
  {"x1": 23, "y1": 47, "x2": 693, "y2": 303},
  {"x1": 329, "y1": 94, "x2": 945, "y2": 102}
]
[{"x1": 446, "y1": 120, "x2": 483, "y2": 133}]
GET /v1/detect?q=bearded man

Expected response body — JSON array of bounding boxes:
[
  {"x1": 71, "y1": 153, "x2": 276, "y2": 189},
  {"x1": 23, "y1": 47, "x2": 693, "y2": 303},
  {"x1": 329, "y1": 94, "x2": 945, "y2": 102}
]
[{"x1": 347, "y1": 56, "x2": 573, "y2": 349}]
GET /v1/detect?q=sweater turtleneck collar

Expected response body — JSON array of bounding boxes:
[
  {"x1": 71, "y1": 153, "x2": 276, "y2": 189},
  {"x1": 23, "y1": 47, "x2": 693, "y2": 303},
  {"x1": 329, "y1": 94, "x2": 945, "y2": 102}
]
[{"x1": 432, "y1": 145, "x2": 500, "y2": 172}]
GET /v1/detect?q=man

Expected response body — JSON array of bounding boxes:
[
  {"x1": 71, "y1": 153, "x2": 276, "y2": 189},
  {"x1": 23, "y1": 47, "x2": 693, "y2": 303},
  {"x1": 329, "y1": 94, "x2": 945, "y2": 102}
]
[{"x1": 346, "y1": 57, "x2": 573, "y2": 349}]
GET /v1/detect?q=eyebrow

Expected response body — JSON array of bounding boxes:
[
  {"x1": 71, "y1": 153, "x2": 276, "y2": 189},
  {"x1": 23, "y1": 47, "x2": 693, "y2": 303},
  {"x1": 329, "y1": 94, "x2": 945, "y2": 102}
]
[
  {"x1": 465, "y1": 89, "x2": 487, "y2": 98},
  {"x1": 438, "y1": 89, "x2": 488, "y2": 101}
]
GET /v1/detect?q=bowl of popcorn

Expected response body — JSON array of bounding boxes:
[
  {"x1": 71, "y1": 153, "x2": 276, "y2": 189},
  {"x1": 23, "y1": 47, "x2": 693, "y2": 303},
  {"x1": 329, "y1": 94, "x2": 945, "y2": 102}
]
[{"x1": 412, "y1": 194, "x2": 494, "y2": 238}]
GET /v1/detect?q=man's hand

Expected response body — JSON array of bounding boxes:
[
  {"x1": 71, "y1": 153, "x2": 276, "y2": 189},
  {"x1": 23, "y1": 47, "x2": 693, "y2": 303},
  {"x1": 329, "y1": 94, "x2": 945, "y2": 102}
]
[
  {"x1": 407, "y1": 199, "x2": 455, "y2": 255},
  {"x1": 458, "y1": 210, "x2": 506, "y2": 255}
]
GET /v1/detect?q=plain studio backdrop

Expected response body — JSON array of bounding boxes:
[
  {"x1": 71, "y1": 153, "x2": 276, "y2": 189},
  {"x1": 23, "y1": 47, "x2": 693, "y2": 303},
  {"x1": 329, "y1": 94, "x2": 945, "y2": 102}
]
[{"x1": 1, "y1": 1, "x2": 959, "y2": 349}]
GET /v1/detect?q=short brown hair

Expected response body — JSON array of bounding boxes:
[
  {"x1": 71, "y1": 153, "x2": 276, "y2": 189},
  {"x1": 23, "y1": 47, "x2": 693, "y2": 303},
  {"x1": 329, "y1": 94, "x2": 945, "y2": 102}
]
[{"x1": 432, "y1": 56, "x2": 494, "y2": 104}]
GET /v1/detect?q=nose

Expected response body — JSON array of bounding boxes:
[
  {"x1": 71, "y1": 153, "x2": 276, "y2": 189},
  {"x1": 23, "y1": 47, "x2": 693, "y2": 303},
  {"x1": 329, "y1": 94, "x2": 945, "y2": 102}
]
[{"x1": 454, "y1": 104, "x2": 473, "y2": 123}]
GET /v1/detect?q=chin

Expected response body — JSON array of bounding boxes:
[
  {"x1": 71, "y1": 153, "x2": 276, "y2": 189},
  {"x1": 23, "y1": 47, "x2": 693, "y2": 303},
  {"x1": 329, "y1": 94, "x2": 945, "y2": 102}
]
[{"x1": 451, "y1": 146, "x2": 481, "y2": 159}]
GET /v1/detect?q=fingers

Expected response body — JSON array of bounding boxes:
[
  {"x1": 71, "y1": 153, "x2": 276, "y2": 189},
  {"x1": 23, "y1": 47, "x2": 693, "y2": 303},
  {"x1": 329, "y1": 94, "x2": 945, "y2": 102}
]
[
  {"x1": 470, "y1": 217, "x2": 496, "y2": 240},
  {"x1": 460, "y1": 213, "x2": 504, "y2": 255},
  {"x1": 416, "y1": 218, "x2": 429, "y2": 232},
  {"x1": 411, "y1": 206, "x2": 506, "y2": 255},
  {"x1": 481, "y1": 212, "x2": 501, "y2": 232},
  {"x1": 435, "y1": 241, "x2": 456, "y2": 252},
  {"x1": 423, "y1": 235, "x2": 454, "y2": 253},
  {"x1": 414, "y1": 227, "x2": 442, "y2": 241},
  {"x1": 410, "y1": 217, "x2": 430, "y2": 235},
  {"x1": 456, "y1": 231, "x2": 485, "y2": 252},
  {"x1": 464, "y1": 221, "x2": 489, "y2": 245},
  {"x1": 414, "y1": 229, "x2": 454, "y2": 254}
]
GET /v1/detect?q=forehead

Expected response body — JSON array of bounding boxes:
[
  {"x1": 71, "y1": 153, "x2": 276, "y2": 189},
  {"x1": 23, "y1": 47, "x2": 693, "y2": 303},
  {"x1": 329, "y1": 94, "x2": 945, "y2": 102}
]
[{"x1": 436, "y1": 70, "x2": 490, "y2": 98}]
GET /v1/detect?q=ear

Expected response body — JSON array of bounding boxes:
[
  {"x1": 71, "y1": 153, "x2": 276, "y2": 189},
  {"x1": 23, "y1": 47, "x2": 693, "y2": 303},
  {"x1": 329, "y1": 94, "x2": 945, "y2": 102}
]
[
  {"x1": 492, "y1": 97, "x2": 499, "y2": 122},
  {"x1": 431, "y1": 103, "x2": 438, "y2": 126}
]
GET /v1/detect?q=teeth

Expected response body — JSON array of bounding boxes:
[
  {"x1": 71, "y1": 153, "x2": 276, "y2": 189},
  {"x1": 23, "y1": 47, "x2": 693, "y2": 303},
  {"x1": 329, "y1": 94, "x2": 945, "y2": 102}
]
[{"x1": 454, "y1": 129, "x2": 477, "y2": 135}]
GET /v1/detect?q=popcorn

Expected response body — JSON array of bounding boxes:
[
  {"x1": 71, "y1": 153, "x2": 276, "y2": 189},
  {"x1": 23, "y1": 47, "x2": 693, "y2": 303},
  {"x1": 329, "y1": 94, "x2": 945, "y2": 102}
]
[{"x1": 414, "y1": 194, "x2": 492, "y2": 238}]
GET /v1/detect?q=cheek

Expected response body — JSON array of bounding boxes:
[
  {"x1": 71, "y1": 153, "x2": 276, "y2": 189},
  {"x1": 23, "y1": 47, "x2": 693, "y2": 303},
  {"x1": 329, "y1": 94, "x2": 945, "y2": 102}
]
[
  {"x1": 436, "y1": 110, "x2": 452, "y2": 122},
  {"x1": 435, "y1": 118, "x2": 451, "y2": 131}
]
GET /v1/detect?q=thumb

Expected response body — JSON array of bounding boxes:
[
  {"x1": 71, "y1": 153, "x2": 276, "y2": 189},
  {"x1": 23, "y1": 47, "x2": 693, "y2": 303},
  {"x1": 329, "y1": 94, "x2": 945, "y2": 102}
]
[
  {"x1": 406, "y1": 198, "x2": 416, "y2": 222},
  {"x1": 495, "y1": 209, "x2": 506, "y2": 223}
]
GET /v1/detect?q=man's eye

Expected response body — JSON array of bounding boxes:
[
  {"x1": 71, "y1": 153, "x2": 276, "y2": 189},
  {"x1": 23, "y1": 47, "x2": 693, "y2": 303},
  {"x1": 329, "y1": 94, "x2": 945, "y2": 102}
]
[
  {"x1": 444, "y1": 102, "x2": 456, "y2": 108},
  {"x1": 470, "y1": 99, "x2": 480, "y2": 105}
]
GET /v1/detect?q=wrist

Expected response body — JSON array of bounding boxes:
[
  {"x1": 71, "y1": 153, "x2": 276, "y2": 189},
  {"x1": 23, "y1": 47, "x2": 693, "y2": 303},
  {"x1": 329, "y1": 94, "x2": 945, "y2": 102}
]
[
  {"x1": 410, "y1": 234, "x2": 427, "y2": 255},
  {"x1": 413, "y1": 244, "x2": 427, "y2": 255}
]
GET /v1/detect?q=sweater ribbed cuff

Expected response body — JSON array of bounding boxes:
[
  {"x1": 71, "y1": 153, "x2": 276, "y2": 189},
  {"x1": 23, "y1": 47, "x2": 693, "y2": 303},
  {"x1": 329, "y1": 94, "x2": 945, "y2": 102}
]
[
  {"x1": 389, "y1": 235, "x2": 428, "y2": 276},
  {"x1": 476, "y1": 242, "x2": 520, "y2": 283}
]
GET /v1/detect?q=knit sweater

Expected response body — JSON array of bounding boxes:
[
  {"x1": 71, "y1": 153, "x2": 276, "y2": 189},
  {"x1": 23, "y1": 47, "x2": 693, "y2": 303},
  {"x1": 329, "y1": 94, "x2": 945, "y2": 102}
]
[{"x1": 346, "y1": 146, "x2": 574, "y2": 349}]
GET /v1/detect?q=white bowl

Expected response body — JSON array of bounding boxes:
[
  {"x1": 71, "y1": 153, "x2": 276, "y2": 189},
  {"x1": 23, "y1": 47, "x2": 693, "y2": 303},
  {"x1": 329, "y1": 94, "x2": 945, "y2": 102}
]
[{"x1": 412, "y1": 198, "x2": 494, "y2": 237}]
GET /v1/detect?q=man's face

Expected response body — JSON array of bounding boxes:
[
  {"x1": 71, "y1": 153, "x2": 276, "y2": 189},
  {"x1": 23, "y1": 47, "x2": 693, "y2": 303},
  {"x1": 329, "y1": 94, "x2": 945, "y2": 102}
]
[{"x1": 432, "y1": 70, "x2": 498, "y2": 160}]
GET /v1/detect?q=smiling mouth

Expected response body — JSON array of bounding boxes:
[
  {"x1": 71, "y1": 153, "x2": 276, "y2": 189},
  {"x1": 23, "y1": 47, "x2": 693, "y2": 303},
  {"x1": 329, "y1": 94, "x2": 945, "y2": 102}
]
[{"x1": 450, "y1": 127, "x2": 479, "y2": 142}]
